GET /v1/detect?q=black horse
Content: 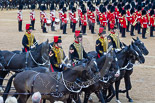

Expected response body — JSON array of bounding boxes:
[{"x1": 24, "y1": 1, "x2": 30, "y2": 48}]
[
  {"x1": 116, "y1": 37, "x2": 149, "y2": 103},
  {"x1": 0, "y1": 40, "x2": 50, "y2": 91}
]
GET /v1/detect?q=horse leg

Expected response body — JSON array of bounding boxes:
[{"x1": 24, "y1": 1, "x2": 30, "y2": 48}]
[
  {"x1": 115, "y1": 80, "x2": 121, "y2": 103},
  {"x1": 106, "y1": 85, "x2": 116, "y2": 102},
  {"x1": 72, "y1": 93, "x2": 81, "y2": 103},
  {"x1": 95, "y1": 90, "x2": 105, "y2": 103},
  {"x1": 18, "y1": 94, "x2": 28, "y2": 103},
  {"x1": 0, "y1": 71, "x2": 9, "y2": 91},
  {"x1": 124, "y1": 73, "x2": 133, "y2": 102},
  {"x1": 83, "y1": 92, "x2": 91, "y2": 103},
  {"x1": 43, "y1": 99, "x2": 46, "y2": 103}
]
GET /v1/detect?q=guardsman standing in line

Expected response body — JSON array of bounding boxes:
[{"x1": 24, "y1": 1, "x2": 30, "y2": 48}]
[
  {"x1": 50, "y1": 3, "x2": 56, "y2": 31},
  {"x1": 17, "y1": 4, "x2": 23, "y2": 32},
  {"x1": 125, "y1": 4, "x2": 131, "y2": 32},
  {"x1": 90, "y1": 6, "x2": 96, "y2": 34},
  {"x1": 78, "y1": 2, "x2": 83, "y2": 27},
  {"x1": 141, "y1": 10, "x2": 148, "y2": 39},
  {"x1": 107, "y1": 5, "x2": 112, "y2": 31},
  {"x1": 69, "y1": 30, "x2": 88, "y2": 65},
  {"x1": 96, "y1": 27, "x2": 108, "y2": 58},
  {"x1": 149, "y1": 10, "x2": 155, "y2": 37},
  {"x1": 87, "y1": 2, "x2": 92, "y2": 30},
  {"x1": 120, "y1": 10, "x2": 127, "y2": 37},
  {"x1": 30, "y1": 4, "x2": 35, "y2": 30},
  {"x1": 59, "y1": 2, "x2": 64, "y2": 30},
  {"x1": 95, "y1": 1, "x2": 100, "y2": 25},
  {"x1": 71, "y1": 7, "x2": 77, "y2": 33},
  {"x1": 99, "y1": 7, "x2": 107, "y2": 34},
  {"x1": 81, "y1": 8, "x2": 87, "y2": 35},
  {"x1": 109, "y1": 6, "x2": 115, "y2": 32},
  {"x1": 40, "y1": 4, "x2": 44, "y2": 29},
  {"x1": 130, "y1": 8, "x2": 136, "y2": 36},
  {"x1": 62, "y1": 7, "x2": 67, "y2": 34},
  {"x1": 41, "y1": 5, "x2": 48, "y2": 33},
  {"x1": 49, "y1": 36, "x2": 66, "y2": 72},
  {"x1": 118, "y1": 7, "x2": 122, "y2": 33},
  {"x1": 136, "y1": 6, "x2": 142, "y2": 34},
  {"x1": 69, "y1": 4, "x2": 73, "y2": 29},
  {"x1": 22, "y1": 24, "x2": 37, "y2": 52}
]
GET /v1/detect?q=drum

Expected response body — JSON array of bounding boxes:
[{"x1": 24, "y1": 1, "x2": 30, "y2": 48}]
[
  {"x1": 55, "y1": 18, "x2": 60, "y2": 25},
  {"x1": 46, "y1": 20, "x2": 51, "y2": 26}
]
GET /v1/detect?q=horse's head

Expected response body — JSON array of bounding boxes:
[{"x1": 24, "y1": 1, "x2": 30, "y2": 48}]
[
  {"x1": 126, "y1": 44, "x2": 140, "y2": 63},
  {"x1": 132, "y1": 42, "x2": 145, "y2": 64},
  {"x1": 133, "y1": 37, "x2": 149, "y2": 55},
  {"x1": 40, "y1": 39, "x2": 50, "y2": 60},
  {"x1": 0, "y1": 51, "x2": 7, "y2": 67}
]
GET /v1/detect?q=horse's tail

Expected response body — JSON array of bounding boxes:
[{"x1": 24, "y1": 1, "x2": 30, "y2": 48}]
[{"x1": 2, "y1": 73, "x2": 17, "y2": 101}]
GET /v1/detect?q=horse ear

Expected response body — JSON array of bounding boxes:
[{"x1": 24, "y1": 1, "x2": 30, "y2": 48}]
[
  {"x1": 132, "y1": 37, "x2": 136, "y2": 41},
  {"x1": 122, "y1": 42, "x2": 127, "y2": 47},
  {"x1": 137, "y1": 37, "x2": 139, "y2": 40},
  {"x1": 47, "y1": 39, "x2": 49, "y2": 43}
]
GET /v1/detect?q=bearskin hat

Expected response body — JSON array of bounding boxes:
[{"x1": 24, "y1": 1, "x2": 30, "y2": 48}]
[
  {"x1": 131, "y1": 2, "x2": 136, "y2": 8},
  {"x1": 99, "y1": 4, "x2": 103, "y2": 12},
  {"x1": 130, "y1": 8, "x2": 135, "y2": 14},
  {"x1": 114, "y1": 2, "x2": 118, "y2": 6},
  {"x1": 153, "y1": 5, "x2": 155, "y2": 10},
  {"x1": 112, "y1": 0, "x2": 116, "y2": 3},
  {"x1": 62, "y1": 7, "x2": 67, "y2": 13},
  {"x1": 69, "y1": 4, "x2": 73, "y2": 10},
  {"x1": 72, "y1": 7, "x2": 76, "y2": 13},
  {"x1": 117, "y1": 3, "x2": 121, "y2": 8},
  {"x1": 121, "y1": 2, "x2": 125, "y2": 7},
  {"x1": 70, "y1": 1, "x2": 74, "y2": 6},
  {"x1": 110, "y1": 6, "x2": 115, "y2": 13},
  {"x1": 96, "y1": 0, "x2": 100, "y2": 6},
  {"x1": 104, "y1": 1, "x2": 108, "y2": 6},
  {"x1": 102, "y1": 7, "x2": 106, "y2": 13},
  {"x1": 148, "y1": 3, "x2": 152, "y2": 9},
  {"x1": 150, "y1": 10, "x2": 154, "y2": 16},
  {"x1": 18, "y1": 4, "x2": 23, "y2": 10},
  {"x1": 137, "y1": 5, "x2": 142, "y2": 11},
  {"x1": 142, "y1": 10, "x2": 146, "y2": 15},
  {"x1": 31, "y1": 4, "x2": 35, "y2": 10},
  {"x1": 142, "y1": 3, "x2": 145, "y2": 7},
  {"x1": 119, "y1": 0, "x2": 123, "y2": 3},
  {"x1": 50, "y1": 3, "x2": 54, "y2": 10},
  {"x1": 91, "y1": 6, "x2": 95, "y2": 12},
  {"x1": 82, "y1": 8, "x2": 86, "y2": 14},
  {"x1": 59, "y1": 2, "x2": 64, "y2": 10},
  {"x1": 121, "y1": 10, "x2": 126, "y2": 15},
  {"x1": 42, "y1": 5, "x2": 46, "y2": 11},
  {"x1": 79, "y1": 0, "x2": 83, "y2": 6},
  {"x1": 87, "y1": 1, "x2": 91, "y2": 7},
  {"x1": 107, "y1": 5, "x2": 112, "y2": 10}
]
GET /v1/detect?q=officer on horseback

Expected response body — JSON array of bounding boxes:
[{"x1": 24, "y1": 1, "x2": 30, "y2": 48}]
[
  {"x1": 69, "y1": 30, "x2": 89, "y2": 66},
  {"x1": 22, "y1": 24, "x2": 37, "y2": 52},
  {"x1": 96, "y1": 27, "x2": 108, "y2": 58},
  {"x1": 49, "y1": 36, "x2": 67, "y2": 72},
  {"x1": 107, "y1": 24, "x2": 121, "y2": 50}
]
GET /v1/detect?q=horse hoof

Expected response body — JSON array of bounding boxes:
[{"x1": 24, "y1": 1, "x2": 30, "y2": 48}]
[
  {"x1": 116, "y1": 100, "x2": 121, "y2": 103},
  {"x1": 129, "y1": 99, "x2": 133, "y2": 102}
]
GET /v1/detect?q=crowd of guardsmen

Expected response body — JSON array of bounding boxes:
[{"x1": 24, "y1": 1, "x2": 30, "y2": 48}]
[{"x1": 16, "y1": 0, "x2": 155, "y2": 72}]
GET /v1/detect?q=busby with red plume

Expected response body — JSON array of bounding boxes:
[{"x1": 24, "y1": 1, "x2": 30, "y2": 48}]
[
  {"x1": 74, "y1": 30, "x2": 82, "y2": 38},
  {"x1": 26, "y1": 24, "x2": 32, "y2": 30},
  {"x1": 54, "y1": 36, "x2": 62, "y2": 43}
]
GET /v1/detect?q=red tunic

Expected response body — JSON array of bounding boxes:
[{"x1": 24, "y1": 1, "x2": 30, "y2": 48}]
[
  {"x1": 141, "y1": 16, "x2": 148, "y2": 28},
  {"x1": 30, "y1": 11, "x2": 35, "y2": 21},
  {"x1": 99, "y1": 13, "x2": 107, "y2": 26},
  {"x1": 81, "y1": 14, "x2": 87, "y2": 26},
  {"x1": 90, "y1": 12, "x2": 96, "y2": 23},
  {"x1": 149, "y1": 15, "x2": 155, "y2": 27},
  {"x1": 17, "y1": 11, "x2": 22, "y2": 21},
  {"x1": 62, "y1": 13, "x2": 67, "y2": 24}
]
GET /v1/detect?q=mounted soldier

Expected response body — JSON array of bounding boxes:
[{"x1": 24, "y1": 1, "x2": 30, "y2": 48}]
[
  {"x1": 22, "y1": 24, "x2": 37, "y2": 52},
  {"x1": 69, "y1": 30, "x2": 89, "y2": 66},
  {"x1": 96, "y1": 27, "x2": 108, "y2": 58},
  {"x1": 49, "y1": 36, "x2": 67, "y2": 72},
  {"x1": 107, "y1": 24, "x2": 121, "y2": 50}
]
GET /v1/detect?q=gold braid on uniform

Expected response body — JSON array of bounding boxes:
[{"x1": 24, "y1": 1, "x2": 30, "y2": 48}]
[
  {"x1": 98, "y1": 37, "x2": 108, "y2": 52},
  {"x1": 73, "y1": 43, "x2": 83, "y2": 60},
  {"x1": 25, "y1": 32, "x2": 34, "y2": 47},
  {"x1": 109, "y1": 33, "x2": 120, "y2": 49},
  {"x1": 52, "y1": 47, "x2": 64, "y2": 67}
]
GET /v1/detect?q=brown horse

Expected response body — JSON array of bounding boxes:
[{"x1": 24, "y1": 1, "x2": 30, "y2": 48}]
[{"x1": 13, "y1": 59, "x2": 98, "y2": 103}]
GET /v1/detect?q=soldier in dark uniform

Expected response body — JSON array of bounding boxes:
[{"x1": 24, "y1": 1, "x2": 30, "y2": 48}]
[
  {"x1": 96, "y1": 27, "x2": 108, "y2": 58},
  {"x1": 22, "y1": 24, "x2": 37, "y2": 52},
  {"x1": 49, "y1": 36, "x2": 66, "y2": 72},
  {"x1": 107, "y1": 24, "x2": 121, "y2": 49},
  {"x1": 69, "y1": 30, "x2": 89, "y2": 65}
]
